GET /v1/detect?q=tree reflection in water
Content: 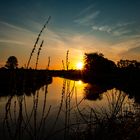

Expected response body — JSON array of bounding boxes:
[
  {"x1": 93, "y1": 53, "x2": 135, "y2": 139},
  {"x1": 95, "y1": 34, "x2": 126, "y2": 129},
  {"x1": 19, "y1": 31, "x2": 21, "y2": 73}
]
[{"x1": 84, "y1": 84, "x2": 105, "y2": 100}]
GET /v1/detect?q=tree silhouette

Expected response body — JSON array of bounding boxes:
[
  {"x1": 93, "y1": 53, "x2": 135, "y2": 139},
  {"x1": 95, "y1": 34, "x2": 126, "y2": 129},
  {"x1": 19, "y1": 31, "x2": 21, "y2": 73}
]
[
  {"x1": 84, "y1": 52, "x2": 117, "y2": 76},
  {"x1": 5, "y1": 56, "x2": 18, "y2": 69},
  {"x1": 117, "y1": 59, "x2": 140, "y2": 69}
]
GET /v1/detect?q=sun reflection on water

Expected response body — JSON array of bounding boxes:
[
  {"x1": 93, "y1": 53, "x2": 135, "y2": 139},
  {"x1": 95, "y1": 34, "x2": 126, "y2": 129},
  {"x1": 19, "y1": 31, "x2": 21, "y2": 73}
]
[{"x1": 77, "y1": 80, "x2": 82, "y2": 85}]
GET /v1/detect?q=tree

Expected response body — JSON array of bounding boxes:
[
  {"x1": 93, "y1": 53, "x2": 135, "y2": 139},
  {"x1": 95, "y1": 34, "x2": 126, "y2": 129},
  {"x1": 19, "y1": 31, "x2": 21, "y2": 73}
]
[
  {"x1": 5, "y1": 56, "x2": 18, "y2": 69},
  {"x1": 84, "y1": 52, "x2": 117, "y2": 76},
  {"x1": 117, "y1": 59, "x2": 140, "y2": 69}
]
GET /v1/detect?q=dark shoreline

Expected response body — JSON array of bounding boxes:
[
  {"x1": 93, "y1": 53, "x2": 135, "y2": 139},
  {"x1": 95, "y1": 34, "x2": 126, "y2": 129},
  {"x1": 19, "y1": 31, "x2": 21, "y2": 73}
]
[{"x1": 0, "y1": 68, "x2": 140, "y2": 103}]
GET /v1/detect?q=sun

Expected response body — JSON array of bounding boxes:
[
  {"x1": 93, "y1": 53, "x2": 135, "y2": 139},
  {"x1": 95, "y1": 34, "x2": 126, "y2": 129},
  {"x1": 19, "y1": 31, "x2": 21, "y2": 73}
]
[{"x1": 76, "y1": 62, "x2": 84, "y2": 70}]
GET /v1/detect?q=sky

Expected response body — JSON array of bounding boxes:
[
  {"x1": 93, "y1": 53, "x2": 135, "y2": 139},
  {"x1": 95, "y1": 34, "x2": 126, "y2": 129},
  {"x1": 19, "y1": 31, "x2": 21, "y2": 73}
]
[{"x1": 0, "y1": 0, "x2": 140, "y2": 69}]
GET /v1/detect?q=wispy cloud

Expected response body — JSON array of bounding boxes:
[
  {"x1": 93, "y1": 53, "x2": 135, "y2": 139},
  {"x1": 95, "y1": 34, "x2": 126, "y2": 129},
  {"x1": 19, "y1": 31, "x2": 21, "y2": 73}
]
[
  {"x1": 119, "y1": 46, "x2": 140, "y2": 60},
  {"x1": 0, "y1": 21, "x2": 36, "y2": 44},
  {"x1": 0, "y1": 21, "x2": 34, "y2": 34},
  {"x1": 92, "y1": 22, "x2": 134, "y2": 37},
  {"x1": 74, "y1": 11, "x2": 100, "y2": 26},
  {"x1": 74, "y1": 5, "x2": 100, "y2": 26},
  {"x1": 74, "y1": 5, "x2": 137, "y2": 39},
  {"x1": 92, "y1": 25, "x2": 112, "y2": 33},
  {"x1": 76, "y1": 4, "x2": 95, "y2": 17},
  {"x1": 0, "y1": 39, "x2": 26, "y2": 45}
]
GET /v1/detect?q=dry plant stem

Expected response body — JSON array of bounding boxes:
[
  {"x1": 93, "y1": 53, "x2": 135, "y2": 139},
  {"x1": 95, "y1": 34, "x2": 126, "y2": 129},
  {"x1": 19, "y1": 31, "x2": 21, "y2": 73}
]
[
  {"x1": 75, "y1": 87, "x2": 88, "y2": 123},
  {"x1": 33, "y1": 91, "x2": 39, "y2": 140},
  {"x1": 62, "y1": 60, "x2": 65, "y2": 70},
  {"x1": 38, "y1": 85, "x2": 48, "y2": 131},
  {"x1": 35, "y1": 40, "x2": 44, "y2": 70},
  {"x1": 14, "y1": 100, "x2": 17, "y2": 124},
  {"x1": 40, "y1": 105, "x2": 51, "y2": 140},
  {"x1": 22, "y1": 101, "x2": 34, "y2": 135},
  {"x1": 3, "y1": 96, "x2": 14, "y2": 140},
  {"x1": 46, "y1": 56, "x2": 50, "y2": 70},
  {"x1": 14, "y1": 97, "x2": 23, "y2": 140},
  {"x1": 66, "y1": 50, "x2": 69, "y2": 70},
  {"x1": 26, "y1": 16, "x2": 51, "y2": 69},
  {"x1": 64, "y1": 81, "x2": 69, "y2": 139},
  {"x1": 38, "y1": 84, "x2": 50, "y2": 138}
]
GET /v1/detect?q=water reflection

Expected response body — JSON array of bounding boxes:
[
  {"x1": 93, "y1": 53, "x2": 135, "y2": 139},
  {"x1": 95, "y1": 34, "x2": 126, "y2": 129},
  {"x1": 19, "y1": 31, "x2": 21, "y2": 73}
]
[
  {"x1": 0, "y1": 75, "x2": 52, "y2": 97},
  {"x1": 0, "y1": 78, "x2": 140, "y2": 140},
  {"x1": 77, "y1": 80, "x2": 83, "y2": 85},
  {"x1": 2, "y1": 83, "x2": 51, "y2": 140},
  {"x1": 84, "y1": 84, "x2": 105, "y2": 100}
]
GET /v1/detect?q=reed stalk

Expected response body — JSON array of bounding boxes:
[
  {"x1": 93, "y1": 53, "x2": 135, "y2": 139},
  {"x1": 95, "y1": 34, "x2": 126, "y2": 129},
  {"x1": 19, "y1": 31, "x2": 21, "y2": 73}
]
[
  {"x1": 26, "y1": 16, "x2": 51, "y2": 69},
  {"x1": 46, "y1": 56, "x2": 51, "y2": 70},
  {"x1": 35, "y1": 40, "x2": 44, "y2": 70},
  {"x1": 66, "y1": 50, "x2": 69, "y2": 70},
  {"x1": 62, "y1": 60, "x2": 65, "y2": 70}
]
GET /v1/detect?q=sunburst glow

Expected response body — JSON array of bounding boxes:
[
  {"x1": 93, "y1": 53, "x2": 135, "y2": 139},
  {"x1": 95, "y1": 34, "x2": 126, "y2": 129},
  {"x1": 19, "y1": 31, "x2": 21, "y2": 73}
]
[{"x1": 76, "y1": 62, "x2": 84, "y2": 70}]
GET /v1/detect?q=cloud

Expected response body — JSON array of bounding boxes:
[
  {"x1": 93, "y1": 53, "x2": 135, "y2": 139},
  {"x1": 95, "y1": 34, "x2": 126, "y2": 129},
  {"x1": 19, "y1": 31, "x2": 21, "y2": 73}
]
[
  {"x1": 76, "y1": 4, "x2": 95, "y2": 17},
  {"x1": 74, "y1": 11, "x2": 100, "y2": 26},
  {"x1": 119, "y1": 46, "x2": 140, "y2": 60},
  {"x1": 0, "y1": 21, "x2": 36, "y2": 46},
  {"x1": 0, "y1": 21, "x2": 30, "y2": 32},
  {"x1": 127, "y1": 46, "x2": 140, "y2": 53},
  {"x1": 74, "y1": 5, "x2": 137, "y2": 40},
  {"x1": 0, "y1": 39, "x2": 26, "y2": 45},
  {"x1": 92, "y1": 25, "x2": 112, "y2": 33},
  {"x1": 92, "y1": 22, "x2": 134, "y2": 37},
  {"x1": 52, "y1": 32, "x2": 140, "y2": 63},
  {"x1": 108, "y1": 37, "x2": 140, "y2": 61},
  {"x1": 74, "y1": 5, "x2": 100, "y2": 26}
]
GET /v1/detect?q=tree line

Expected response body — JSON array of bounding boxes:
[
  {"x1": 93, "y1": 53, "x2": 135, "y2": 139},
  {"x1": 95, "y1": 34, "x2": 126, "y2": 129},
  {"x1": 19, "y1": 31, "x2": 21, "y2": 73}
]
[
  {"x1": 1, "y1": 54, "x2": 140, "y2": 75},
  {"x1": 84, "y1": 52, "x2": 140, "y2": 75}
]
